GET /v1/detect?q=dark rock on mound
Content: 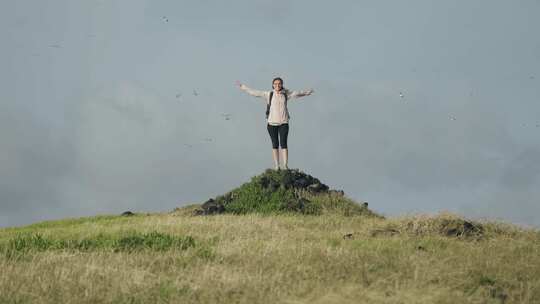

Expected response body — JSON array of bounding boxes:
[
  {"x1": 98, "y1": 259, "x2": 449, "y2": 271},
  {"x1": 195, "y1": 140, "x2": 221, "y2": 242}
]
[
  {"x1": 258, "y1": 169, "x2": 330, "y2": 193},
  {"x1": 121, "y1": 211, "x2": 134, "y2": 216},
  {"x1": 195, "y1": 198, "x2": 226, "y2": 215},
  {"x1": 343, "y1": 233, "x2": 354, "y2": 239},
  {"x1": 258, "y1": 169, "x2": 333, "y2": 194}
]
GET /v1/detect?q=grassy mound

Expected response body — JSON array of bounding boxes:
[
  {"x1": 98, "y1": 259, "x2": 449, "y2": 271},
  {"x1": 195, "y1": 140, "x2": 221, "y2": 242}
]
[
  {"x1": 366, "y1": 213, "x2": 486, "y2": 239},
  {"x1": 186, "y1": 169, "x2": 379, "y2": 217}
]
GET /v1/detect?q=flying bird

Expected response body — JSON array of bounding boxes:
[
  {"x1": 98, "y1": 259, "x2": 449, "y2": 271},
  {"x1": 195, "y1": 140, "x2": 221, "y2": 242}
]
[
  {"x1": 193, "y1": 89, "x2": 199, "y2": 96},
  {"x1": 221, "y1": 113, "x2": 232, "y2": 120},
  {"x1": 399, "y1": 92, "x2": 404, "y2": 99},
  {"x1": 162, "y1": 16, "x2": 169, "y2": 22}
]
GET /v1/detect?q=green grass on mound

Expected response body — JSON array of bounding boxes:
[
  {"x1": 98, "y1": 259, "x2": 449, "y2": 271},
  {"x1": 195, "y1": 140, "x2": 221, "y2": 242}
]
[{"x1": 197, "y1": 169, "x2": 380, "y2": 217}]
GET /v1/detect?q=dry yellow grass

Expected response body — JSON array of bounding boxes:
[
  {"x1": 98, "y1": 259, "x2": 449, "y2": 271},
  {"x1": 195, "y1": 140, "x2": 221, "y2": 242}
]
[{"x1": 1, "y1": 211, "x2": 539, "y2": 303}]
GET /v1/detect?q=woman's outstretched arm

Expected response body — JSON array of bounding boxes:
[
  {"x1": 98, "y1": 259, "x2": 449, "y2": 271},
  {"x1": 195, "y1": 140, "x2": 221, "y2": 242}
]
[
  {"x1": 287, "y1": 88, "x2": 314, "y2": 99},
  {"x1": 236, "y1": 81, "x2": 268, "y2": 98}
]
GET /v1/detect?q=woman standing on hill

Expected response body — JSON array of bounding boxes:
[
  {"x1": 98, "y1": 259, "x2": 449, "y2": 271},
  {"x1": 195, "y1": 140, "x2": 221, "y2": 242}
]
[{"x1": 236, "y1": 77, "x2": 314, "y2": 170}]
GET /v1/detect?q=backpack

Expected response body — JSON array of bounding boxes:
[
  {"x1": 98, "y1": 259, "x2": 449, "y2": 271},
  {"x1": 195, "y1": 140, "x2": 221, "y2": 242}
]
[{"x1": 266, "y1": 90, "x2": 288, "y2": 119}]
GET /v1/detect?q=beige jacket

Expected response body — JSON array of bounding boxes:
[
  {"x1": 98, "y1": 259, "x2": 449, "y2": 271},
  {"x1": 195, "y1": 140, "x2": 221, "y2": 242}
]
[{"x1": 240, "y1": 84, "x2": 312, "y2": 125}]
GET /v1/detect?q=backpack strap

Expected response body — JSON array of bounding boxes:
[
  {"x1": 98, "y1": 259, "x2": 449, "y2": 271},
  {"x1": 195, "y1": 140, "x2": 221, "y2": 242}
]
[{"x1": 266, "y1": 91, "x2": 273, "y2": 119}]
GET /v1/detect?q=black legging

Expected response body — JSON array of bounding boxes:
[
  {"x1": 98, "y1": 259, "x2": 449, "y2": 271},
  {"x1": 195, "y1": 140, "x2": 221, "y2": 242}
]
[{"x1": 267, "y1": 123, "x2": 289, "y2": 149}]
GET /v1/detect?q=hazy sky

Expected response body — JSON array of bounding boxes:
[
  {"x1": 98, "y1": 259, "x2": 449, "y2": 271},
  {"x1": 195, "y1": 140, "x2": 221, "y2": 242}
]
[{"x1": 1, "y1": 0, "x2": 539, "y2": 228}]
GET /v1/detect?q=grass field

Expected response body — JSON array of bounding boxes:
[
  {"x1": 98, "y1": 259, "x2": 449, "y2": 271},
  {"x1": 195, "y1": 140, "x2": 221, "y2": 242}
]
[{"x1": 1, "y1": 210, "x2": 539, "y2": 304}]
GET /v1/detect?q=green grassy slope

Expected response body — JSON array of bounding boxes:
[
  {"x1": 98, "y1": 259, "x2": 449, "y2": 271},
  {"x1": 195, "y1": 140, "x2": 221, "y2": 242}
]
[{"x1": 1, "y1": 170, "x2": 539, "y2": 303}]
